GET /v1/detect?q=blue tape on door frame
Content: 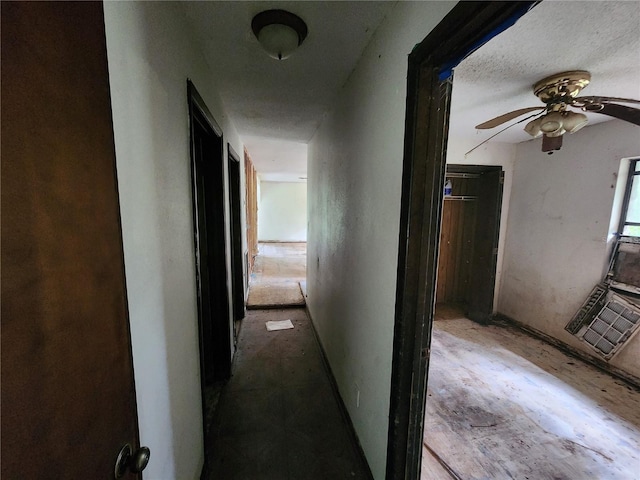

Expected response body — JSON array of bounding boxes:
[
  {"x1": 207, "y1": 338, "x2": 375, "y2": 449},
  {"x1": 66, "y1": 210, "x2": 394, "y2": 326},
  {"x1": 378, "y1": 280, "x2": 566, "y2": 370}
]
[{"x1": 438, "y1": 2, "x2": 537, "y2": 81}]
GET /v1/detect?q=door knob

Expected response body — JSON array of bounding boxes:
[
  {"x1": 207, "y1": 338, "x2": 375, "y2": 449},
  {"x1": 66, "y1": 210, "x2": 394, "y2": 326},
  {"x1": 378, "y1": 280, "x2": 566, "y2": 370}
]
[{"x1": 114, "y1": 443, "x2": 150, "y2": 478}]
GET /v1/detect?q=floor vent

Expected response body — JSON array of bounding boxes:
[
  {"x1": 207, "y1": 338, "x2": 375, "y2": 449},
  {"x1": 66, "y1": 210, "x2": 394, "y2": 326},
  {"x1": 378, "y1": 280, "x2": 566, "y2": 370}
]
[{"x1": 577, "y1": 292, "x2": 640, "y2": 359}]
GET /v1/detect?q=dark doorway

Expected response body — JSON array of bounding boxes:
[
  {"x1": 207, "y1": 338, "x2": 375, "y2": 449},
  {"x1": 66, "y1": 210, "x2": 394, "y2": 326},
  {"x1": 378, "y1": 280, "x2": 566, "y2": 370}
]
[
  {"x1": 387, "y1": 2, "x2": 538, "y2": 479},
  {"x1": 227, "y1": 144, "x2": 245, "y2": 341},
  {"x1": 187, "y1": 81, "x2": 232, "y2": 442},
  {"x1": 437, "y1": 165, "x2": 503, "y2": 323}
]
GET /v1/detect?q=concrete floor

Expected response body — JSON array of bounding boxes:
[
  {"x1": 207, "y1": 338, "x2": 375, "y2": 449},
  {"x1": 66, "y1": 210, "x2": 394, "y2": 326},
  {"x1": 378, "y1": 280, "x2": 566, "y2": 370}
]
[
  {"x1": 422, "y1": 306, "x2": 640, "y2": 479},
  {"x1": 205, "y1": 242, "x2": 371, "y2": 479}
]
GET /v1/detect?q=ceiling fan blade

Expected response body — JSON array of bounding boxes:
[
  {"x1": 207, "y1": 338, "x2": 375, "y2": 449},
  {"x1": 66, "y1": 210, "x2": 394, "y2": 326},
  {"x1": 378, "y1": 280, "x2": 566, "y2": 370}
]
[
  {"x1": 475, "y1": 106, "x2": 545, "y2": 129},
  {"x1": 466, "y1": 110, "x2": 546, "y2": 157},
  {"x1": 593, "y1": 103, "x2": 640, "y2": 126},
  {"x1": 574, "y1": 95, "x2": 640, "y2": 106}
]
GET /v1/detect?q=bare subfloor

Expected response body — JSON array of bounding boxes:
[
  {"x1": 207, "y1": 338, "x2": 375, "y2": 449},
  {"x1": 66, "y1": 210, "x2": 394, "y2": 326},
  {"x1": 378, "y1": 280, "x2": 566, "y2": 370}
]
[
  {"x1": 422, "y1": 310, "x2": 640, "y2": 480},
  {"x1": 250, "y1": 242, "x2": 306, "y2": 285},
  {"x1": 247, "y1": 242, "x2": 307, "y2": 309}
]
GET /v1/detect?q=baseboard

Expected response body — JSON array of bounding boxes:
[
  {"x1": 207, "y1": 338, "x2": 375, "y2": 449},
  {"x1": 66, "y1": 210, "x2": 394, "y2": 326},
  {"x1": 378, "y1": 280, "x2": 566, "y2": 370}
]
[
  {"x1": 305, "y1": 305, "x2": 375, "y2": 480},
  {"x1": 493, "y1": 313, "x2": 640, "y2": 390}
]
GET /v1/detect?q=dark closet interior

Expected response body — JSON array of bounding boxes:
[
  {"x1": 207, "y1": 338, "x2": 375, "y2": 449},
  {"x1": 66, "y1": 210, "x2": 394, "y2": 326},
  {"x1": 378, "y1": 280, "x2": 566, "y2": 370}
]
[{"x1": 436, "y1": 165, "x2": 503, "y2": 323}]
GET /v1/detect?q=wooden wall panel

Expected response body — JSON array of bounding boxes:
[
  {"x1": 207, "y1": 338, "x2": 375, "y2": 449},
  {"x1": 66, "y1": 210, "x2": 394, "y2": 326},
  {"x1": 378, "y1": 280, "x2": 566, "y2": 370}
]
[{"x1": 244, "y1": 148, "x2": 258, "y2": 272}]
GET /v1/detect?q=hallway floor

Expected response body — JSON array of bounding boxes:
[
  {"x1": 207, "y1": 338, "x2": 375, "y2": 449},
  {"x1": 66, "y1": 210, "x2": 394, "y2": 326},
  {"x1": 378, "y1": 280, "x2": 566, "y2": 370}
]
[
  {"x1": 205, "y1": 242, "x2": 371, "y2": 479},
  {"x1": 422, "y1": 307, "x2": 640, "y2": 480},
  {"x1": 205, "y1": 308, "x2": 371, "y2": 479},
  {"x1": 247, "y1": 243, "x2": 307, "y2": 309}
]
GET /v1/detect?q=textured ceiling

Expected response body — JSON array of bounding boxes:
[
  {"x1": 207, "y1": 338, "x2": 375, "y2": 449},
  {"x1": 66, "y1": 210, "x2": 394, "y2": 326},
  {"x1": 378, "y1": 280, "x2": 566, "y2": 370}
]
[
  {"x1": 182, "y1": 1, "x2": 640, "y2": 179},
  {"x1": 450, "y1": 0, "x2": 640, "y2": 145}
]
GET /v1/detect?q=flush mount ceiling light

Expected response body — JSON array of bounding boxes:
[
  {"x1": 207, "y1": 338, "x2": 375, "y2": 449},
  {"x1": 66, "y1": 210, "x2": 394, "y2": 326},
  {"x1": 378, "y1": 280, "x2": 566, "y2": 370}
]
[{"x1": 251, "y1": 9, "x2": 308, "y2": 60}]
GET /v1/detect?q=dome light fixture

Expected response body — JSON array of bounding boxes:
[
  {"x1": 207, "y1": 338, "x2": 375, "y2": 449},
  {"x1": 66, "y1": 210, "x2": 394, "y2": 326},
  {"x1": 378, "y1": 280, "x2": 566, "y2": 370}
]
[{"x1": 251, "y1": 10, "x2": 308, "y2": 60}]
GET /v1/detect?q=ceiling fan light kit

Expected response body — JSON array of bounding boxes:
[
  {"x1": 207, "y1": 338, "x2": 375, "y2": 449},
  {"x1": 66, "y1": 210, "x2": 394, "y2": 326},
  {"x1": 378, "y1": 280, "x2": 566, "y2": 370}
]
[
  {"x1": 474, "y1": 70, "x2": 640, "y2": 154},
  {"x1": 539, "y1": 111, "x2": 565, "y2": 137},
  {"x1": 251, "y1": 10, "x2": 308, "y2": 60},
  {"x1": 561, "y1": 110, "x2": 589, "y2": 134}
]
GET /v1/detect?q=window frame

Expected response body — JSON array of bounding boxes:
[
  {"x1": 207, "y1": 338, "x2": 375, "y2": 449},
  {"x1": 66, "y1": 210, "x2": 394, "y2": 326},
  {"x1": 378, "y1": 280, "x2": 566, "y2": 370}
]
[{"x1": 618, "y1": 158, "x2": 640, "y2": 238}]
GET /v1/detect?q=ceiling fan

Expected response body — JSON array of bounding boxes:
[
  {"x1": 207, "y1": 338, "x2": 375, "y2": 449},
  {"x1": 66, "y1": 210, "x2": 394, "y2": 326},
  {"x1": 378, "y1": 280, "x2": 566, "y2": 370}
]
[{"x1": 474, "y1": 70, "x2": 640, "y2": 154}]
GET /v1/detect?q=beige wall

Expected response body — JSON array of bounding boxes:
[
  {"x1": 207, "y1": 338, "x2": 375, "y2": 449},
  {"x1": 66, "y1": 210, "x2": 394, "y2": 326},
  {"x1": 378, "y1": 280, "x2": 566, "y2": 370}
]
[{"x1": 258, "y1": 181, "x2": 307, "y2": 242}]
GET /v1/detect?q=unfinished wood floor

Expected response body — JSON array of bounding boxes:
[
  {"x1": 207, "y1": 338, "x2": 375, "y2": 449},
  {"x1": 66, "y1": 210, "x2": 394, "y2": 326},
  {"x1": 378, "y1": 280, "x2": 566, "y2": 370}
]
[
  {"x1": 247, "y1": 243, "x2": 307, "y2": 308},
  {"x1": 422, "y1": 310, "x2": 640, "y2": 480},
  {"x1": 250, "y1": 242, "x2": 306, "y2": 284}
]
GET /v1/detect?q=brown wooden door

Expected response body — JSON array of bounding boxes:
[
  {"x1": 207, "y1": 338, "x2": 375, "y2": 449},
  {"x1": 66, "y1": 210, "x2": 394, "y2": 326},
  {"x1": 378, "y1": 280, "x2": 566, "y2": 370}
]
[{"x1": 1, "y1": 2, "x2": 141, "y2": 478}]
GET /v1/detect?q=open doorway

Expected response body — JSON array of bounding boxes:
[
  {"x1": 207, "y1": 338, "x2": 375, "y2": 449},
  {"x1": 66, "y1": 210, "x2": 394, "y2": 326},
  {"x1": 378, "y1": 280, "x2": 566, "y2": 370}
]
[
  {"x1": 227, "y1": 144, "x2": 245, "y2": 342},
  {"x1": 389, "y1": 2, "x2": 640, "y2": 480},
  {"x1": 243, "y1": 141, "x2": 308, "y2": 310},
  {"x1": 387, "y1": 3, "x2": 539, "y2": 478},
  {"x1": 187, "y1": 81, "x2": 232, "y2": 450}
]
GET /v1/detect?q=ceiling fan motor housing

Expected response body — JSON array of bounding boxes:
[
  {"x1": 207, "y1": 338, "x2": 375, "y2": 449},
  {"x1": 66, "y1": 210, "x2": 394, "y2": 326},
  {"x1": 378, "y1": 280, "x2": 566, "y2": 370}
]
[{"x1": 533, "y1": 70, "x2": 591, "y2": 104}]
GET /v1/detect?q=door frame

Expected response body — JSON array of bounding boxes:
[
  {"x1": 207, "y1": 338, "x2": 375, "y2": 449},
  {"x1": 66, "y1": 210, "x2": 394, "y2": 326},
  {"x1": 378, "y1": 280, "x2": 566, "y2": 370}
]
[
  {"x1": 187, "y1": 80, "x2": 232, "y2": 432},
  {"x1": 227, "y1": 143, "x2": 246, "y2": 336},
  {"x1": 386, "y1": 2, "x2": 538, "y2": 479}
]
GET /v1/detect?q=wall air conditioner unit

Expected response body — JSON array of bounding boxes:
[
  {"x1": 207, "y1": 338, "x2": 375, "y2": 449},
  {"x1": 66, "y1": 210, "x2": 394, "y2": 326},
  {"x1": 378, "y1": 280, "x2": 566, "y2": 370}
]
[
  {"x1": 566, "y1": 237, "x2": 640, "y2": 359},
  {"x1": 579, "y1": 292, "x2": 640, "y2": 359}
]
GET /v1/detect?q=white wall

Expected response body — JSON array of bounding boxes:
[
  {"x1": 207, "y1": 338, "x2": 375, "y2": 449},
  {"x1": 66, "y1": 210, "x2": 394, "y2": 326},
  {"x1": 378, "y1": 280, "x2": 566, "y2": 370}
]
[
  {"x1": 258, "y1": 181, "x2": 307, "y2": 242},
  {"x1": 499, "y1": 120, "x2": 640, "y2": 378},
  {"x1": 307, "y1": 2, "x2": 455, "y2": 478},
  {"x1": 446, "y1": 138, "x2": 517, "y2": 310},
  {"x1": 104, "y1": 3, "x2": 242, "y2": 479}
]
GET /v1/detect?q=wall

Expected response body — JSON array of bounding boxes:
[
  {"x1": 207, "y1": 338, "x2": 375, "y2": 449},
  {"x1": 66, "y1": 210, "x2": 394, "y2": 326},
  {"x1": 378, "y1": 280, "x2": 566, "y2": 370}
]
[
  {"x1": 258, "y1": 181, "x2": 307, "y2": 242},
  {"x1": 307, "y1": 2, "x2": 455, "y2": 477},
  {"x1": 104, "y1": 3, "x2": 242, "y2": 479},
  {"x1": 499, "y1": 120, "x2": 640, "y2": 379},
  {"x1": 446, "y1": 138, "x2": 516, "y2": 310}
]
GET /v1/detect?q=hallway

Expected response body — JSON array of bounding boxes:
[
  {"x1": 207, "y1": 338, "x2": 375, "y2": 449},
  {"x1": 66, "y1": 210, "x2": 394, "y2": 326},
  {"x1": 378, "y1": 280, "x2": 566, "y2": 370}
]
[
  {"x1": 205, "y1": 309, "x2": 371, "y2": 478},
  {"x1": 205, "y1": 243, "x2": 371, "y2": 479}
]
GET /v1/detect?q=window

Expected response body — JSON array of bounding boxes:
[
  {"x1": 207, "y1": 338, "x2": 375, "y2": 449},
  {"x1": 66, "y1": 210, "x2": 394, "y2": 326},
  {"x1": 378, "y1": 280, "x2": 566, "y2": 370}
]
[{"x1": 619, "y1": 158, "x2": 640, "y2": 237}]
